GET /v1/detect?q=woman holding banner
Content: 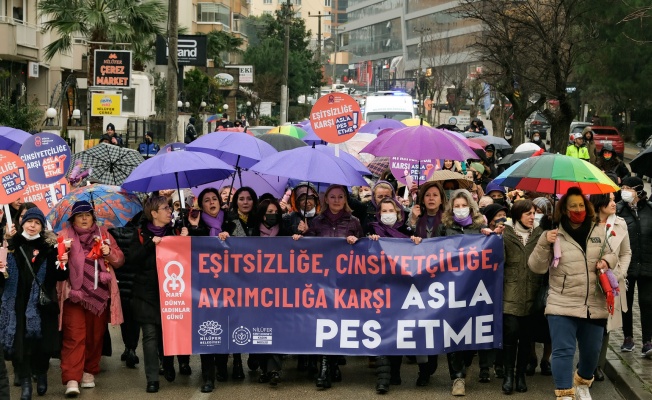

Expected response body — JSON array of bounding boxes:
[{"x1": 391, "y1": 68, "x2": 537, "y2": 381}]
[
  {"x1": 129, "y1": 196, "x2": 187, "y2": 393},
  {"x1": 438, "y1": 189, "x2": 492, "y2": 397},
  {"x1": 297, "y1": 184, "x2": 363, "y2": 390},
  {"x1": 500, "y1": 199, "x2": 545, "y2": 394},
  {"x1": 528, "y1": 187, "x2": 621, "y2": 400}
]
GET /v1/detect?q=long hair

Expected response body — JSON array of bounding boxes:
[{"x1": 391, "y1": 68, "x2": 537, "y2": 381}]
[
  {"x1": 320, "y1": 185, "x2": 352, "y2": 214},
  {"x1": 554, "y1": 187, "x2": 595, "y2": 224},
  {"x1": 229, "y1": 187, "x2": 258, "y2": 216}
]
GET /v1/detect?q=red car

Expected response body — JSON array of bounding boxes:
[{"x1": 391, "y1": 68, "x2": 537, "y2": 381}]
[{"x1": 590, "y1": 126, "x2": 625, "y2": 155}]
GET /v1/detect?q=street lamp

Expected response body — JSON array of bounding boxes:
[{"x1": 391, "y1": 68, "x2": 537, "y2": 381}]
[
  {"x1": 46, "y1": 107, "x2": 57, "y2": 126},
  {"x1": 72, "y1": 109, "x2": 81, "y2": 126},
  {"x1": 177, "y1": 100, "x2": 183, "y2": 110}
]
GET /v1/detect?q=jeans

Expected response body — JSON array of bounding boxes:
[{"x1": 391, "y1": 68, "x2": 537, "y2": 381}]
[
  {"x1": 547, "y1": 315, "x2": 604, "y2": 389},
  {"x1": 622, "y1": 276, "x2": 652, "y2": 343}
]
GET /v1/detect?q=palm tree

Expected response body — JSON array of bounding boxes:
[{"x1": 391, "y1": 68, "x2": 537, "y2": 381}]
[{"x1": 206, "y1": 30, "x2": 244, "y2": 67}]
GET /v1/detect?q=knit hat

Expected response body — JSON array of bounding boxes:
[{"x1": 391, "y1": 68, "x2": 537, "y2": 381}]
[
  {"x1": 106, "y1": 123, "x2": 115, "y2": 131},
  {"x1": 21, "y1": 207, "x2": 46, "y2": 227},
  {"x1": 621, "y1": 176, "x2": 644, "y2": 190},
  {"x1": 482, "y1": 203, "x2": 508, "y2": 223},
  {"x1": 469, "y1": 162, "x2": 485, "y2": 175},
  {"x1": 532, "y1": 197, "x2": 553, "y2": 216},
  {"x1": 485, "y1": 144, "x2": 496, "y2": 152},
  {"x1": 485, "y1": 181, "x2": 506, "y2": 195},
  {"x1": 69, "y1": 200, "x2": 94, "y2": 220}
]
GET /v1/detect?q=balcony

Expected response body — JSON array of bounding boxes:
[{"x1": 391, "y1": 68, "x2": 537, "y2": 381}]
[{"x1": 0, "y1": 16, "x2": 38, "y2": 60}]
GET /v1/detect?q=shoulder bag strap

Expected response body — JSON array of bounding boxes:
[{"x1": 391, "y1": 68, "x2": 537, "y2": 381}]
[{"x1": 18, "y1": 246, "x2": 45, "y2": 291}]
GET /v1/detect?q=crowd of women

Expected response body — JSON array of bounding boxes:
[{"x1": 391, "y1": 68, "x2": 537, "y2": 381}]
[{"x1": 0, "y1": 141, "x2": 648, "y2": 400}]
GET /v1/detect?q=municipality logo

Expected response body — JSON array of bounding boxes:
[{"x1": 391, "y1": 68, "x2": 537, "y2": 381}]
[
  {"x1": 162, "y1": 261, "x2": 185, "y2": 295},
  {"x1": 232, "y1": 326, "x2": 252, "y2": 346},
  {"x1": 198, "y1": 321, "x2": 223, "y2": 346}
]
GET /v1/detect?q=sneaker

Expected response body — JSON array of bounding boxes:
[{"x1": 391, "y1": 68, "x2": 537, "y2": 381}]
[
  {"x1": 575, "y1": 384, "x2": 592, "y2": 400},
  {"x1": 65, "y1": 380, "x2": 80, "y2": 397},
  {"x1": 621, "y1": 336, "x2": 635, "y2": 352},
  {"x1": 80, "y1": 372, "x2": 95, "y2": 388},
  {"x1": 642, "y1": 342, "x2": 652, "y2": 358},
  {"x1": 451, "y1": 378, "x2": 465, "y2": 396}
]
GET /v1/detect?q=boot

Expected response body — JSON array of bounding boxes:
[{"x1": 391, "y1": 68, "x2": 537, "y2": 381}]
[
  {"x1": 389, "y1": 356, "x2": 402, "y2": 385},
  {"x1": 376, "y1": 356, "x2": 390, "y2": 394},
  {"x1": 315, "y1": 356, "x2": 331, "y2": 389},
  {"x1": 36, "y1": 374, "x2": 47, "y2": 396},
  {"x1": 502, "y1": 345, "x2": 516, "y2": 394},
  {"x1": 216, "y1": 354, "x2": 228, "y2": 382},
  {"x1": 331, "y1": 362, "x2": 342, "y2": 382},
  {"x1": 232, "y1": 356, "x2": 245, "y2": 380},
  {"x1": 515, "y1": 369, "x2": 528, "y2": 392},
  {"x1": 20, "y1": 378, "x2": 32, "y2": 400},
  {"x1": 125, "y1": 349, "x2": 139, "y2": 369},
  {"x1": 555, "y1": 387, "x2": 575, "y2": 400},
  {"x1": 416, "y1": 362, "x2": 430, "y2": 386},
  {"x1": 200, "y1": 379, "x2": 214, "y2": 393},
  {"x1": 574, "y1": 371, "x2": 594, "y2": 400}
]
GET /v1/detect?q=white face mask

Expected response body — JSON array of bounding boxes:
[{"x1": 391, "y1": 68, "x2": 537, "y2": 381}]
[
  {"x1": 380, "y1": 213, "x2": 398, "y2": 226},
  {"x1": 22, "y1": 230, "x2": 40, "y2": 241},
  {"x1": 453, "y1": 207, "x2": 470, "y2": 219},
  {"x1": 534, "y1": 213, "x2": 544, "y2": 224},
  {"x1": 359, "y1": 190, "x2": 371, "y2": 199},
  {"x1": 533, "y1": 135, "x2": 540, "y2": 142},
  {"x1": 301, "y1": 208, "x2": 316, "y2": 218},
  {"x1": 621, "y1": 190, "x2": 635, "y2": 204}
]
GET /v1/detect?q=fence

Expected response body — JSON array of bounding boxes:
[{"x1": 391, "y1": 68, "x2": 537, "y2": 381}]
[{"x1": 124, "y1": 119, "x2": 168, "y2": 148}]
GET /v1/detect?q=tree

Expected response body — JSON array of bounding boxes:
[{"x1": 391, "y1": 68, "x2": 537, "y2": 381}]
[
  {"x1": 206, "y1": 30, "x2": 244, "y2": 68},
  {"x1": 182, "y1": 69, "x2": 221, "y2": 117}
]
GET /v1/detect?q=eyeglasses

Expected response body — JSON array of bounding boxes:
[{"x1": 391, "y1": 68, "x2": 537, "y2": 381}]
[{"x1": 157, "y1": 206, "x2": 172, "y2": 212}]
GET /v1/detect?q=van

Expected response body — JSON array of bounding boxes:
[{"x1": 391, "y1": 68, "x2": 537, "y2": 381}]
[{"x1": 363, "y1": 93, "x2": 415, "y2": 122}]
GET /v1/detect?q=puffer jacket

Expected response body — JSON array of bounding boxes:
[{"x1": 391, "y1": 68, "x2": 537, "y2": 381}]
[
  {"x1": 305, "y1": 212, "x2": 363, "y2": 238},
  {"x1": 528, "y1": 223, "x2": 622, "y2": 320},
  {"x1": 502, "y1": 224, "x2": 545, "y2": 316},
  {"x1": 601, "y1": 215, "x2": 632, "y2": 332},
  {"x1": 617, "y1": 200, "x2": 652, "y2": 278}
]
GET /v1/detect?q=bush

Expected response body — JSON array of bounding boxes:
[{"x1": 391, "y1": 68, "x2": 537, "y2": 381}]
[
  {"x1": 258, "y1": 115, "x2": 279, "y2": 126},
  {"x1": 288, "y1": 104, "x2": 311, "y2": 122},
  {"x1": 634, "y1": 124, "x2": 652, "y2": 144},
  {"x1": 0, "y1": 97, "x2": 43, "y2": 131}
]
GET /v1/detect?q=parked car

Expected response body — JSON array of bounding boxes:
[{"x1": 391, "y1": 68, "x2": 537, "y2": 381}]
[
  {"x1": 589, "y1": 126, "x2": 625, "y2": 155},
  {"x1": 570, "y1": 121, "x2": 592, "y2": 135},
  {"x1": 525, "y1": 112, "x2": 551, "y2": 140}
]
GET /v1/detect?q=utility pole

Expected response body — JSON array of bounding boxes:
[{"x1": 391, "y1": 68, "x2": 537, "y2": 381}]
[
  {"x1": 280, "y1": 0, "x2": 291, "y2": 125},
  {"x1": 308, "y1": 11, "x2": 331, "y2": 100},
  {"x1": 331, "y1": 26, "x2": 343, "y2": 86},
  {"x1": 414, "y1": 26, "x2": 430, "y2": 118},
  {"x1": 165, "y1": 0, "x2": 179, "y2": 143}
]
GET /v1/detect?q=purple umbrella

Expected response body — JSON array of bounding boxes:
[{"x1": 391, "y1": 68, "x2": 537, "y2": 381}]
[
  {"x1": 186, "y1": 131, "x2": 277, "y2": 169},
  {"x1": 0, "y1": 127, "x2": 31, "y2": 154},
  {"x1": 190, "y1": 170, "x2": 288, "y2": 199},
  {"x1": 296, "y1": 124, "x2": 326, "y2": 145},
  {"x1": 121, "y1": 151, "x2": 234, "y2": 193},
  {"x1": 358, "y1": 118, "x2": 406, "y2": 135},
  {"x1": 250, "y1": 146, "x2": 369, "y2": 187},
  {"x1": 313, "y1": 144, "x2": 370, "y2": 176},
  {"x1": 361, "y1": 125, "x2": 477, "y2": 162},
  {"x1": 157, "y1": 142, "x2": 186, "y2": 154}
]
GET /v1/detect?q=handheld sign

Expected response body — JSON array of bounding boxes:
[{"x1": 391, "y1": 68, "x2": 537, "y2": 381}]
[
  {"x1": 22, "y1": 177, "x2": 69, "y2": 216},
  {"x1": 19, "y1": 133, "x2": 71, "y2": 185},
  {"x1": 390, "y1": 157, "x2": 439, "y2": 186},
  {"x1": 0, "y1": 150, "x2": 29, "y2": 230},
  {"x1": 310, "y1": 93, "x2": 362, "y2": 144}
]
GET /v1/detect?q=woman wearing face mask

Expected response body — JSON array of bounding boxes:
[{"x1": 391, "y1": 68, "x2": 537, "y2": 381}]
[
  {"x1": 500, "y1": 200, "x2": 546, "y2": 394},
  {"x1": 529, "y1": 187, "x2": 620, "y2": 400},
  {"x1": 616, "y1": 176, "x2": 652, "y2": 357},
  {"x1": 531, "y1": 132, "x2": 546, "y2": 151},
  {"x1": 582, "y1": 128, "x2": 596, "y2": 164},
  {"x1": 282, "y1": 183, "x2": 321, "y2": 236},
  {"x1": 294, "y1": 184, "x2": 363, "y2": 389},
  {"x1": 368, "y1": 197, "x2": 421, "y2": 393},
  {"x1": 589, "y1": 193, "x2": 631, "y2": 382},
  {"x1": 362, "y1": 181, "x2": 396, "y2": 235},
  {"x1": 438, "y1": 190, "x2": 493, "y2": 396},
  {"x1": 0, "y1": 208, "x2": 66, "y2": 399},
  {"x1": 595, "y1": 144, "x2": 630, "y2": 184}
]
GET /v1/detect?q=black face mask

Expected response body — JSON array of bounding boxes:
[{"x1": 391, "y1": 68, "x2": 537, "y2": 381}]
[
  {"x1": 493, "y1": 198, "x2": 506, "y2": 206},
  {"x1": 265, "y1": 214, "x2": 279, "y2": 227},
  {"x1": 479, "y1": 207, "x2": 486, "y2": 214}
]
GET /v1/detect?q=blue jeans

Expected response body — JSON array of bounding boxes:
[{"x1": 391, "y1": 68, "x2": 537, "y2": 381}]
[{"x1": 547, "y1": 315, "x2": 604, "y2": 389}]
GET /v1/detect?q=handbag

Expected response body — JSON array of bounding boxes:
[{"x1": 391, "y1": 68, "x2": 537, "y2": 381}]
[
  {"x1": 19, "y1": 247, "x2": 53, "y2": 308},
  {"x1": 532, "y1": 273, "x2": 549, "y2": 313}
]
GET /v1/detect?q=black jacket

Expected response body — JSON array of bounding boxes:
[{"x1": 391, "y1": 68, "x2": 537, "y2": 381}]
[
  {"x1": 617, "y1": 200, "x2": 652, "y2": 278},
  {"x1": 108, "y1": 212, "x2": 142, "y2": 299}
]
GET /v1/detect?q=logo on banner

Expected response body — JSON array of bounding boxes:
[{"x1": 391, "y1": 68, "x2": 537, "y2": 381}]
[
  {"x1": 233, "y1": 326, "x2": 252, "y2": 346},
  {"x1": 198, "y1": 321, "x2": 223, "y2": 346},
  {"x1": 253, "y1": 327, "x2": 273, "y2": 345},
  {"x1": 163, "y1": 260, "x2": 185, "y2": 295}
]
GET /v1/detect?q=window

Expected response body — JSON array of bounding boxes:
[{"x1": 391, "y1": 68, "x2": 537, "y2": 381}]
[
  {"x1": 122, "y1": 88, "x2": 135, "y2": 113},
  {"x1": 264, "y1": 0, "x2": 272, "y2": 3},
  {"x1": 324, "y1": 0, "x2": 331, "y2": 5},
  {"x1": 278, "y1": 0, "x2": 300, "y2": 4},
  {"x1": 196, "y1": 3, "x2": 230, "y2": 28}
]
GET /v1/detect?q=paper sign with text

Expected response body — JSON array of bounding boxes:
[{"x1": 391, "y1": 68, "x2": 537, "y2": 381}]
[
  {"x1": 19, "y1": 133, "x2": 71, "y2": 185},
  {"x1": 310, "y1": 93, "x2": 362, "y2": 144}
]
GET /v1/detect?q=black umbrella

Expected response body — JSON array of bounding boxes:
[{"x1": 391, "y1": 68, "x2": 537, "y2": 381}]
[
  {"x1": 257, "y1": 134, "x2": 308, "y2": 152},
  {"x1": 630, "y1": 146, "x2": 652, "y2": 177},
  {"x1": 69, "y1": 143, "x2": 144, "y2": 186},
  {"x1": 498, "y1": 150, "x2": 538, "y2": 167}
]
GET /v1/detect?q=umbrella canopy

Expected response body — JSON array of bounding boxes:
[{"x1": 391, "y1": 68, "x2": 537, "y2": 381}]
[
  {"x1": 215, "y1": 126, "x2": 253, "y2": 135},
  {"x1": 630, "y1": 146, "x2": 652, "y2": 176},
  {"x1": 206, "y1": 115, "x2": 220, "y2": 123},
  {"x1": 257, "y1": 133, "x2": 308, "y2": 151},
  {"x1": 427, "y1": 170, "x2": 473, "y2": 190},
  {"x1": 460, "y1": 131, "x2": 483, "y2": 138},
  {"x1": 157, "y1": 142, "x2": 186, "y2": 154},
  {"x1": 493, "y1": 153, "x2": 620, "y2": 194},
  {"x1": 498, "y1": 150, "x2": 541, "y2": 166},
  {"x1": 296, "y1": 124, "x2": 326, "y2": 145},
  {"x1": 367, "y1": 157, "x2": 390, "y2": 176},
  {"x1": 469, "y1": 136, "x2": 512, "y2": 150},
  {"x1": 190, "y1": 170, "x2": 288, "y2": 199},
  {"x1": 360, "y1": 125, "x2": 477, "y2": 162},
  {"x1": 358, "y1": 118, "x2": 406, "y2": 134},
  {"x1": 0, "y1": 127, "x2": 31, "y2": 154},
  {"x1": 250, "y1": 146, "x2": 369, "y2": 187},
  {"x1": 267, "y1": 125, "x2": 307, "y2": 139},
  {"x1": 328, "y1": 132, "x2": 377, "y2": 164},
  {"x1": 69, "y1": 143, "x2": 144, "y2": 186},
  {"x1": 401, "y1": 118, "x2": 431, "y2": 127},
  {"x1": 186, "y1": 131, "x2": 277, "y2": 169},
  {"x1": 314, "y1": 144, "x2": 371, "y2": 176},
  {"x1": 46, "y1": 184, "x2": 142, "y2": 232},
  {"x1": 443, "y1": 130, "x2": 485, "y2": 151},
  {"x1": 122, "y1": 151, "x2": 235, "y2": 193},
  {"x1": 514, "y1": 142, "x2": 543, "y2": 153}
]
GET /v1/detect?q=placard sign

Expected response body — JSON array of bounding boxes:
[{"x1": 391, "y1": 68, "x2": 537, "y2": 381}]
[
  {"x1": 22, "y1": 177, "x2": 69, "y2": 215},
  {"x1": 310, "y1": 93, "x2": 362, "y2": 144},
  {"x1": 94, "y1": 50, "x2": 132, "y2": 88},
  {"x1": 390, "y1": 157, "x2": 439, "y2": 185},
  {"x1": 19, "y1": 133, "x2": 71, "y2": 185},
  {"x1": 0, "y1": 151, "x2": 28, "y2": 204}
]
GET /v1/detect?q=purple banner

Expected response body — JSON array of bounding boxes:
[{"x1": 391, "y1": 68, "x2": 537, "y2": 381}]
[{"x1": 19, "y1": 133, "x2": 71, "y2": 184}]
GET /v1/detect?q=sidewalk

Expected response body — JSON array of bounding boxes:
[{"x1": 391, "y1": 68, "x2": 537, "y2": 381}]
[{"x1": 606, "y1": 290, "x2": 652, "y2": 400}]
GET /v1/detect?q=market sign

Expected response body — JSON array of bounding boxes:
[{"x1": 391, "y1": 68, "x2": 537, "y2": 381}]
[
  {"x1": 94, "y1": 50, "x2": 132, "y2": 88},
  {"x1": 91, "y1": 93, "x2": 122, "y2": 116},
  {"x1": 156, "y1": 35, "x2": 208, "y2": 66}
]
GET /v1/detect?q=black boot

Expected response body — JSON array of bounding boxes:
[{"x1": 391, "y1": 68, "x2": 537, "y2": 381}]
[
  {"x1": 331, "y1": 362, "x2": 342, "y2": 382},
  {"x1": 389, "y1": 356, "x2": 402, "y2": 385},
  {"x1": 315, "y1": 356, "x2": 331, "y2": 389},
  {"x1": 126, "y1": 349, "x2": 139, "y2": 369},
  {"x1": 216, "y1": 354, "x2": 228, "y2": 382},
  {"x1": 20, "y1": 378, "x2": 32, "y2": 400},
  {"x1": 416, "y1": 362, "x2": 430, "y2": 386},
  {"x1": 232, "y1": 355, "x2": 245, "y2": 380},
  {"x1": 515, "y1": 369, "x2": 527, "y2": 392},
  {"x1": 502, "y1": 345, "x2": 516, "y2": 394},
  {"x1": 247, "y1": 354, "x2": 260, "y2": 371},
  {"x1": 36, "y1": 374, "x2": 47, "y2": 396},
  {"x1": 525, "y1": 355, "x2": 537, "y2": 376},
  {"x1": 376, "y1": 356, "x2": 390, "y2": 394},
  {"x1": 201, "y1": 379, "x2": 214, "y2": 393}
]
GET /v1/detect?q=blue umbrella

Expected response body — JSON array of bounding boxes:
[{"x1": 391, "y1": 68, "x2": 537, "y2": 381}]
[
  {"x1": 249, "y1": 145, "x2": 369, "y2": 187},
  {"x1": 0, "y1": 127, "x2": 31, "y2": 154},
  {"x1": 186, "y1": 131, "x2": 277, "y2": 169}
]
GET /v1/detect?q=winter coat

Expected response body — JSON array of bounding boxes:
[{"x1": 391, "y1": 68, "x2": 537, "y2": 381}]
[
  {"x1": 585, "y1": 139, "x2": 597, "y2": 164},
  {"x1": 128, "y1": 222, "x2": 177, "y2": 325},
  {"x1": 109, "y1": 219, "x2": 140, "y2": 299},
  {"x1": 57, "y1": 225, "x2": 124, "y2": 330},
  {"x1": 184, "y1": 124, "x2": 197, "y2": 144},
  {"x1": 617, "y1": 200, "x2": 652, "y2": 278},
  {"x1": 595, "y1": 157, "x2": 630, "y2": 181},
  {"x1": 305, "y1": 212, "x2": 363, "y2": 238},
  {"x1": 502, "y1": 224, "x2": 545, "y2": 316},
  {"x1": 599, "y1": 216, "x2": 632, "y2": 332},
  {"x1": 438, "y1": 211, "x2": 486, "y2": 236},
  {"x1": 565, "y1": 144, "x2": 589, "y2": 161},
  {"x1": 282, "y1": 212, "x2": 316, "y2": 235},
  {"x1": 138, "y1": 141, "x2": 160, "y2": 159},
  {"x1": 528, "y1": 223, "x2": 624, "y2": 320}
]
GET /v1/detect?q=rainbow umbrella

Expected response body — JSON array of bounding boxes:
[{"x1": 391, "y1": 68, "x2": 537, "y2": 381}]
[
  {"x1": 493, "y1": 153, "x2": 620, "y2": 194},
  {"x1": 267, "y1": 125, "x2": 307, "y2": 139}
]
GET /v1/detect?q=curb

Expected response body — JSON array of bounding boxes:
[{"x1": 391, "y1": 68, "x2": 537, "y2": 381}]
[{"x1": 605, "y1": 347, "x2": 652, "y2": 400}]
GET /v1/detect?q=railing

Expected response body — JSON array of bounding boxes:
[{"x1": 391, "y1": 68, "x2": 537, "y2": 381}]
[
  {"x1": 125, "y1": 119, "x2": 168, "y2": 148},
  {"x1": 0, "y1": 16, "x2": 38, "y2": 47}
]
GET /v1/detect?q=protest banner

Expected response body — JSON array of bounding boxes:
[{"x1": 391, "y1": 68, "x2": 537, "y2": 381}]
[{"x1": 157, "y1": 235, "x2": 504, "y2": 356}]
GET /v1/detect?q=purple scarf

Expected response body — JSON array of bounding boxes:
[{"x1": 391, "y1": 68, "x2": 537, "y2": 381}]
[
  {"x1": 68, "y1": 223, "x2": 110, "y2": 316},
  {"x1": 324, "y1": 209, "x2": 345, "y2": 224},
  {"x1": 369, "y1": 198, "x2": 408, "y2": 238},
  {"x1": 147, "y1": 222, "x2": 169, "y2": 237},
  {"x1": 454, "y1": 214, "x2": 473, "y2": 227},
  {"x1": 259, "y1": 223, "x2": 280, "y2": 237},
  {"x1": 201, "y1": 210, "x2": 224, "y2": 237},
  {"x1": 416, "y1": 211, "x2": 442, "y2": 238}
]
